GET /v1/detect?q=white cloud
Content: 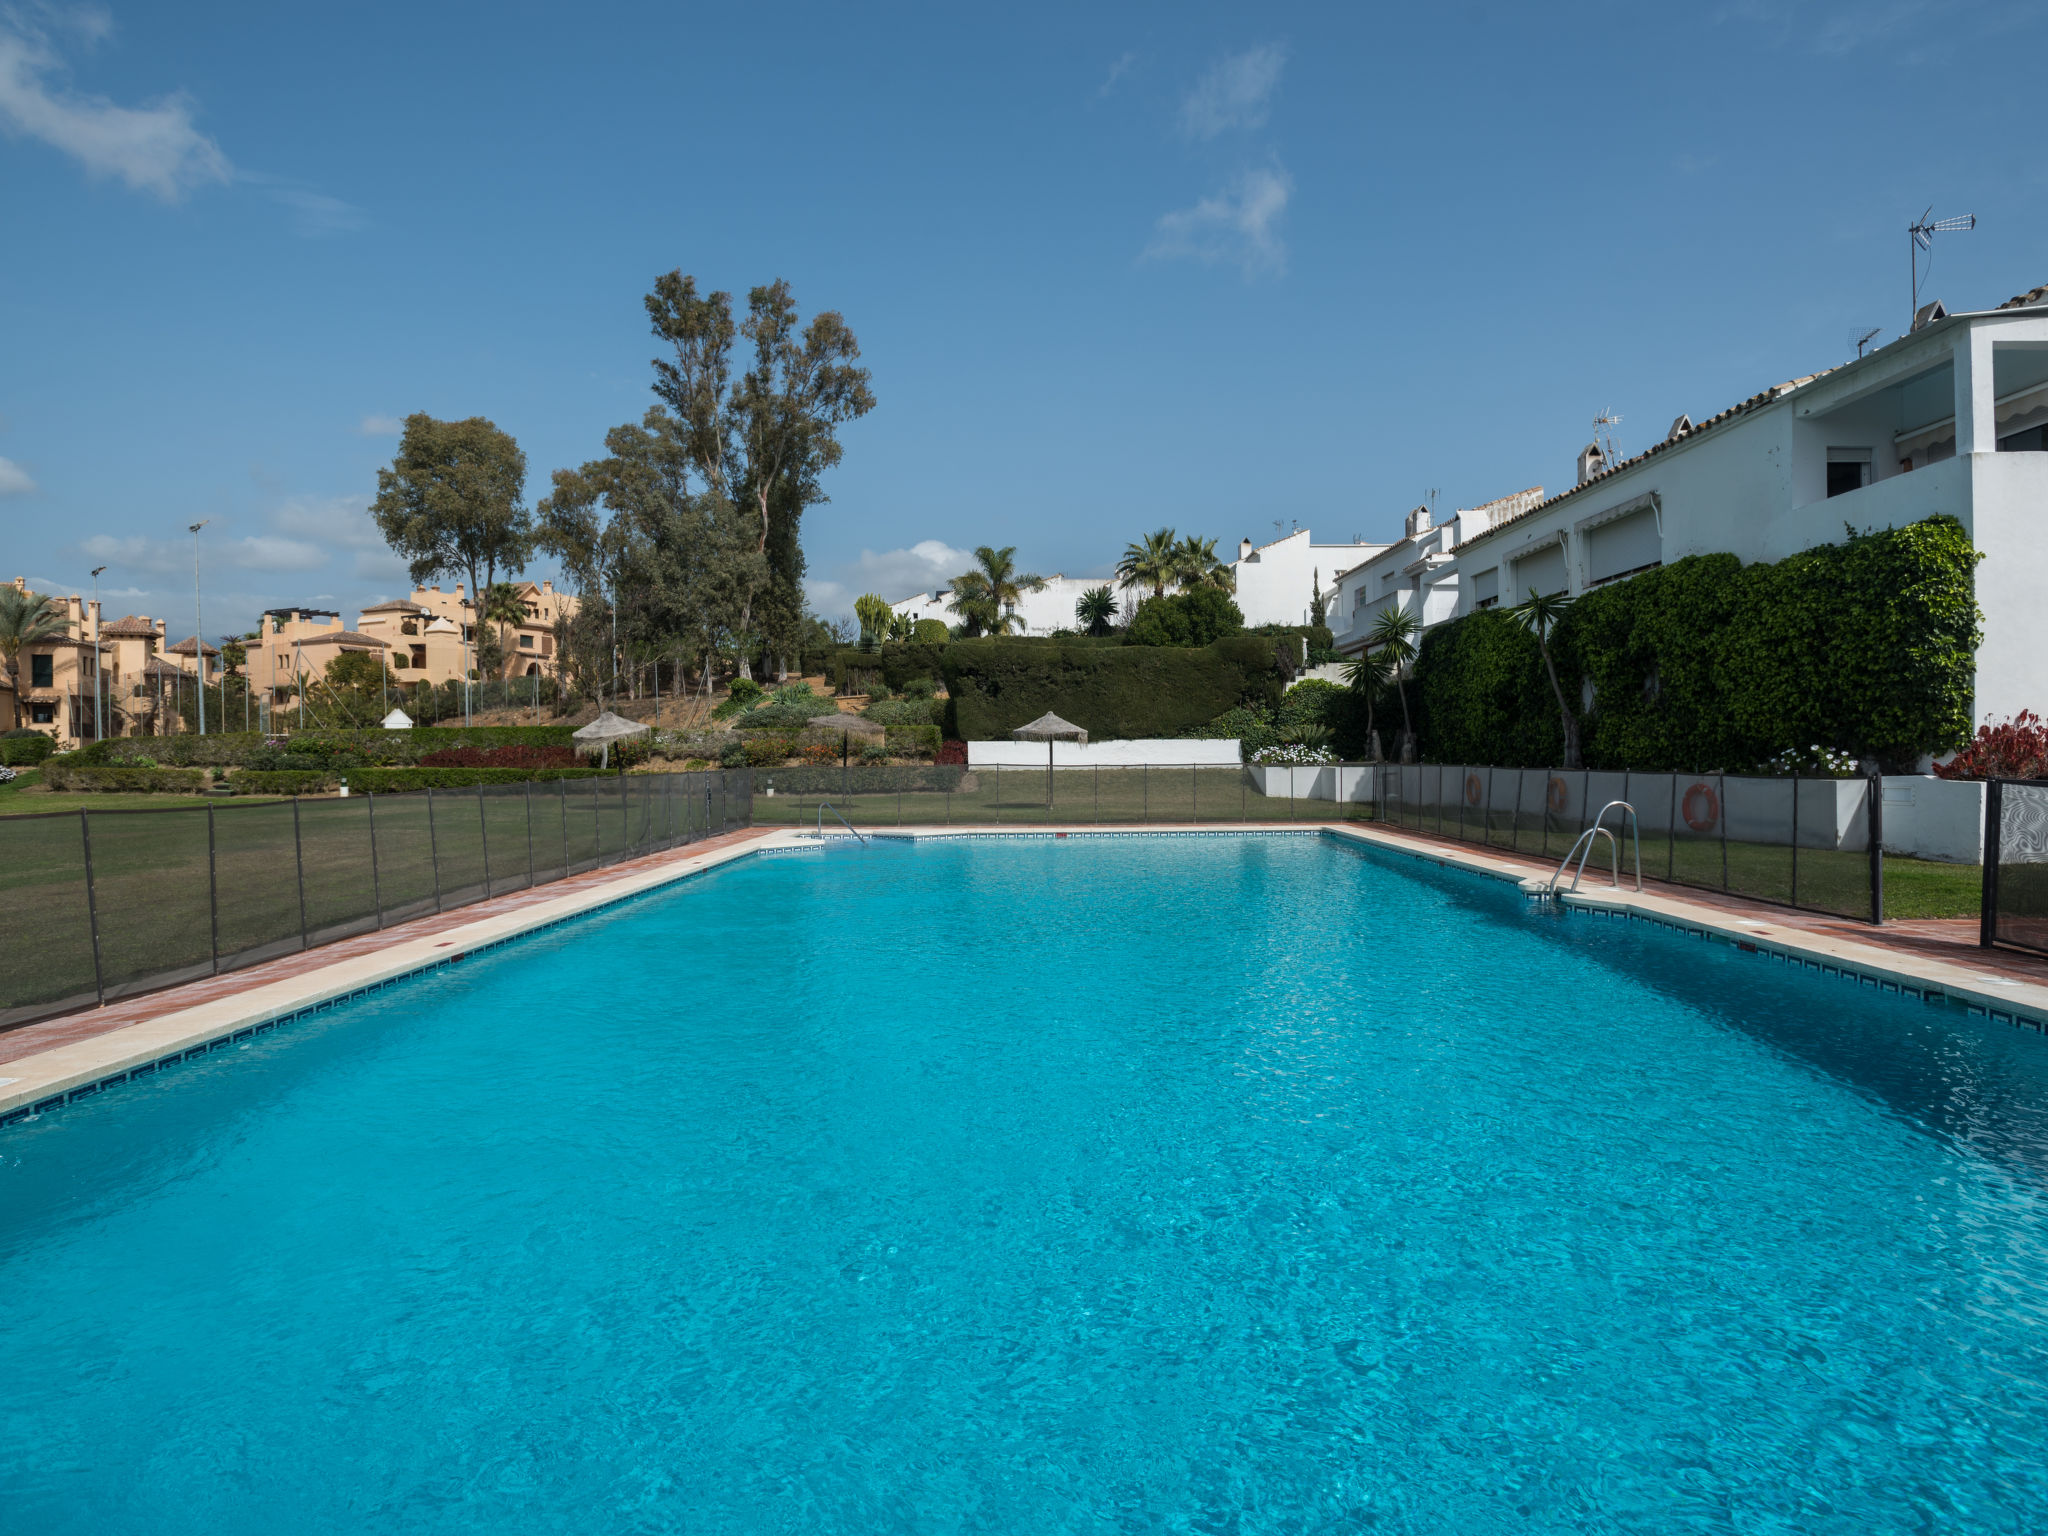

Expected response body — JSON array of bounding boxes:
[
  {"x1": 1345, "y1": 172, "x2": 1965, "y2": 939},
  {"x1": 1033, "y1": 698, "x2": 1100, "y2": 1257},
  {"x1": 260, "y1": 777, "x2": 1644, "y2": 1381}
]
[
  {"x1": 238, "y1": 171, "x2": 366, "y2": 237},
  {"x1": 1097, "y1": 51, "x2": 1136, "y2": 98},
  {"x1": 229, "y1": 534, "x2": 328, "y2": 572},
  {"x1": 272, "y1": 492, "x2": 384, "y2": 550},
  {"x1": 1179, "y1": 43, "x2": 1286, "y2": 140},
  {"x1": 1145, "y1": 165, "x2": 1292, "y2": 276},
  {"x1": 358, "y1": 413, "x2": 402, "y2": 437},
  {"x1": 0, "y1": 9, "x2": 231, "y2": 200},
  {"x1": 78, "y1": 525, "x2": 328, "y2": 576},
  {"x1": 805, "y1": 539, "x2": 972, "y2": 619},
  {"x1": 0, "y1": 454, "x2": 35, "y2": 494}
]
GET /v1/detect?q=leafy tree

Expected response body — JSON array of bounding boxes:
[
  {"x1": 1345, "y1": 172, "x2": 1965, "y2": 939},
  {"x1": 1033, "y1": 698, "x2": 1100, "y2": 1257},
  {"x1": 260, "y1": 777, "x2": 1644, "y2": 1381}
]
[
  {"x1": 370, "y1": 415, "x2": 536, "y2": 632},
  {"x1": 1125, "y1": 586, "x2": 1244, "y2": 647},
  {"x1": 1175, "y1": 534, "x2": 1235, "y2": 593},
  {"x1": 1117, "y1": 527, "x2": 1181, "y2": 600},
  {"x1": 645, "y1": 273, "x2": 875, "y2": 677},
  {"x1": 854, "y1": 593, "x2": 892, "y2": 651},
  {"x1": 0, "y1": 584, "x2": 65, "y2": 722},
  {"x1": 949, "y1": 546, "x2": 1045, "y2": 637},
  {"x1": 1309, "y1": 571, "x2": 1328, "y2": 629},
  {"x1": 1075, "y1": 585, "x2": 1117, "y2": 636},
  {"x1": 1368, "y1": 606, "x2": 1420, "y2": 760},
  {"x1": 1507, "y1": 587, "x2": 1581, "y2": 769}
]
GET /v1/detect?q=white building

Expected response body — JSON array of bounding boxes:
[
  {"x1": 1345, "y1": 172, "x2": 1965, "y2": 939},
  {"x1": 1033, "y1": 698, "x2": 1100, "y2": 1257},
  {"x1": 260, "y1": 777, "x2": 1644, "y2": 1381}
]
[
  {"x1": 1227, "y1": 528, "x2": 1390, "y2": 628},
  {"x1": 1329, "y1": 280, "x2": 2048, "y2": 727},
  {"x1": 890, "y1": 574, "x2": 1120, "y2": 637},
  {"x1": 1330, "y1": 490, "x2": 1543, "y2": 650}
]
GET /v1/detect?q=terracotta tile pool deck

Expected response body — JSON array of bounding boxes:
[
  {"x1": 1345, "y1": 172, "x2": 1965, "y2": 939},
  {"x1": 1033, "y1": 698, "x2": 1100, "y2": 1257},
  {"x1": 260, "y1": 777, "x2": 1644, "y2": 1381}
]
[{"x1": 4, "y1": 819, "x2": 2044, "y2": 1126}]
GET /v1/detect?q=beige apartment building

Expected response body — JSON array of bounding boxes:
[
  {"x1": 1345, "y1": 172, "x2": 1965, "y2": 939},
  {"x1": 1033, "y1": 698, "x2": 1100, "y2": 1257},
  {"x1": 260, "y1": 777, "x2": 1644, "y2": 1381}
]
[
  {"x1": 1, "y1": 578, "x2": 197, "y2": 746},
  {"x1": 251, "y1": 608, "x2": 391, "y2": 705},
  {"x1": 356, "y1": 579, "x2": 577, "y2": 686}
]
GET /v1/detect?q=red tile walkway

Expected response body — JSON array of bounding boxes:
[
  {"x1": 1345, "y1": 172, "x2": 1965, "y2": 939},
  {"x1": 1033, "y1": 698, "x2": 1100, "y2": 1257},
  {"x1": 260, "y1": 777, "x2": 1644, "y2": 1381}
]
[{"x1": 0, "y1": 826, "x2": 773, "y2": 1068}]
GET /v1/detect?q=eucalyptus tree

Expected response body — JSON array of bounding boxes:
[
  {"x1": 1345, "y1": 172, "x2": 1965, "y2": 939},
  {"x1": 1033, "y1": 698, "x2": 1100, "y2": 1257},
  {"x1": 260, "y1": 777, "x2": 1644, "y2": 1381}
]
[
  {"x1": 1117, "y1": 528, "x2": 1181, "y2": 600},
  {"x1": 644, "y1": 273, "x2": 875, "y2": 677},
  {"x1": 370, "y1": 414, "x2": 536, "y2": 613},
  {"x1": 1508, "y1": 587, "x2": 1581, "y2": 769}
]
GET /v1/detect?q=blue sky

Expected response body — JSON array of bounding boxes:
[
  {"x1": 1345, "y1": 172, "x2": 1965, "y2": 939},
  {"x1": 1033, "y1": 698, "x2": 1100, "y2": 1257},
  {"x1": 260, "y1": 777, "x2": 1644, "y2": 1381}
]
[{"x1": 4, "y1": 0, "x2": 2045, "y2": 635}]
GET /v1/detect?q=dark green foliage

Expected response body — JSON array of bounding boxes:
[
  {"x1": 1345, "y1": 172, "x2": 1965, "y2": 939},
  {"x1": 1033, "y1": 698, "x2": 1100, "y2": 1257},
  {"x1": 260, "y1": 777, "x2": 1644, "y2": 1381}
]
[
  {"x1": 1413, "y1": 516, "x2": 1981, "y2": 771},
  {"x1": 43, "y1": 764, "x2": 209, "y2": 793},
  {"x1": 862, "y1": 697, "x2": 945, "y2": 729},
  {"x1": 1, "y1": 732, "x2": 58, "y2": 765},
  {"x1": 233, "y1": 765, "x2": 609, "y2": 794},
  {"x1": 943, "y1": 636, "x2": 1285, "y2": 740},
  {"x1": 1124, "y1": 587, "x2": 1245, "y2": 647},
  {"x1": 227, "y1": 770, "x2": 334, "y2": 796},
  {"x1": 1179, "y1": 679, "x2": 1365, "y2": 760},
  {"x1": 911, "y1": 619, "x2": 949, "y2": 646}
]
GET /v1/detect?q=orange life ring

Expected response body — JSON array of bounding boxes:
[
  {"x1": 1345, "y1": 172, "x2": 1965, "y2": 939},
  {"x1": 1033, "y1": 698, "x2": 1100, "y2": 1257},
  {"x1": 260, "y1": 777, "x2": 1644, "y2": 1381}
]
[
  {"x1": 1547, "y1": 776, "x2": 1568, "y2": 813},
  {"x1": 1464, "y1": 772, "x2": 1484, "y2": 806},
  {"x1": 1682, "y1": 782, "x2": 1719, "y2": 833}
]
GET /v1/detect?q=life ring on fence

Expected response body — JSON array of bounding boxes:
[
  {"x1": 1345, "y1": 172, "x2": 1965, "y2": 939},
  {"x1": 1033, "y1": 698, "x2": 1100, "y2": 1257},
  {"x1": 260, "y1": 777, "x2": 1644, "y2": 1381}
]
[
  {"x1": 1682, "y1": 781, "x2": 1720, "y2": 833},
  {"x1": 1465, "y1": 773, "x2": 1484, "y2": 806},
  {"x1": 1547, "y1": 776, "x2": 1568, "y2": 813}
]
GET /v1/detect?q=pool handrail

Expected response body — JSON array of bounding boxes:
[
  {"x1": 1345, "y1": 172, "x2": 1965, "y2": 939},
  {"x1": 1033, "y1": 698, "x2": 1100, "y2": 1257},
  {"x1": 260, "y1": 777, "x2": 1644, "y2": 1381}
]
[
  {"x1": 1547, "y1": 800, "x2": 1642, "y2": 895},
  {"x1": 817, "y1": 802, "x2": 868, "y2": 845}
]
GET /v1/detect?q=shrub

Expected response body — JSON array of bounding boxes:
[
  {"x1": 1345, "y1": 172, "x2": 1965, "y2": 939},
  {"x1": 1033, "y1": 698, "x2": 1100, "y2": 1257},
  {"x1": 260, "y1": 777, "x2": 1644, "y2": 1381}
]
[
  {"x1": 858, "y1": 739, "x2": 891, "y2": 764},
  {"x1": 797, "y1": 740, "x2": 840, "y2": 765},
  {"x1": 1934, "y1": 711, "x2": 2048, "y2": 780},
  {"x1": 1124, "y1": 587, "x2": 1245, "y2": 647},
  {"x1": 43, "y1": 763, "x2": 208, "y2": 793},
  {"x1": 230, "y1": 770, "x2": 336, "y2": 795},
  {"x1": 343, "y1": 766, "x2": 608, "y2": 793},
  {"x1": 418, "y1": 744, "x2": 579, "y2": 769},
  {"x1": 742, "y1": 735, "x2": 793, "y2": 767},
  {"x1": 937, "y1": 738, "x2": 967, "y2": 766},
  {"x1": 884, "y1": 724, "x2": 942, "y2": 758},
  {"x1": 900, "y1": 675, "x2": 937, "y2": 699},
  {"x1": 912, "y1": 619, "x2": 949, "y2": 646},
  {"x1": 1, "y1": 732, "x2": 57, "y2": 765},
  {"x1": 942, "y1": 635, "x2": 1287, "y2": 740},
  {"x1": 862, "y1": 697, "x2": 943, "y2": 729}
]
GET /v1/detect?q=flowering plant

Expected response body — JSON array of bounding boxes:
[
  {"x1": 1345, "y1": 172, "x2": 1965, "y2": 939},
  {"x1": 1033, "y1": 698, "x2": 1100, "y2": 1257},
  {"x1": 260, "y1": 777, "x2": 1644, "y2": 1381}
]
[
  {"x1": 1933, "y1": 711, "x2": 2048, "y2": 781},
  {"x1": 1253, "y1": 742, "x2": 1337, "y2": 766},
  {"x1": 0, "y1": 765, "x2": 15, "y2": 784},
  {"x1": 1754, "y1": 745, "x2": 1860, "y2": 779}
]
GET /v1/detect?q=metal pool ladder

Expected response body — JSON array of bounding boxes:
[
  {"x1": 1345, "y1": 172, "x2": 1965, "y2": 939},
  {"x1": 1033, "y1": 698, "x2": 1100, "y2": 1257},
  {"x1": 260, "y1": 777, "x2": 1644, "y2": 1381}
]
[
  {"x1": 817, "y1": 803, "x2": 868, "y2": 845},
  {"x1": 1545, "y1": 800, "x2": 1642, "y2": 896}
]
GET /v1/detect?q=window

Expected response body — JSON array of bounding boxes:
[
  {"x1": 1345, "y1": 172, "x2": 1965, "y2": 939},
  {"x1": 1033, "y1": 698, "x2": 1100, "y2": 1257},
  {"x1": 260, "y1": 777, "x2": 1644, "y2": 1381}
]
[
  {"x1": 1586, "y1": 508, "x2": 1661, "y2": 585},
  {"x1": 1471, "y1": 567, "x2": 1499, "y2": 610},
  {"x1": 1825, "y1": 448, "x2": 1872, "y2": 498},
  {"x1": 462, "y1": 625, "x2": 475, "y2": 642},
  {"x1": 519, "y1": 633, "x2": 534, "y2": 649},
  {"x1": 30, "y1": 653, "x2": 53, "y2": 688},
  {"x1": 411, "y1": 645, "x2": 428, "y2": 668},
  {"x1": 1513, "y1": 543, "x2": 1569, "y2": 601},
  {"x1": 1998, "y1": 424, "x2": 2048, "y2": 452},
  {"x1": 30, "y1": 703, "x2": 55, "y2": 723}
]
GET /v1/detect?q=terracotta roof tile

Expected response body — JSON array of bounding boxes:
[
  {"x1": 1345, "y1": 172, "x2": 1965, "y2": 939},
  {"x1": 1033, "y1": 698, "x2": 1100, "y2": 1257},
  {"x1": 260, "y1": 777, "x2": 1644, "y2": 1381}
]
[
  {"x1": 98, "y1": 616, "x2": 159, "y2": 638},
  {"x1": 1994, "y1": 281, "x2": 2048, "y2": 311}
]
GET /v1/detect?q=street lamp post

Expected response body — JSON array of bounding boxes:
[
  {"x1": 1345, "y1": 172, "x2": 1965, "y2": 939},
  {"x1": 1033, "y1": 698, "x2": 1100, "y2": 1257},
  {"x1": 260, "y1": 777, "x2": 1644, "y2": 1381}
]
[
  {"x1": 188, "y1": 521, "x2": 209, "y2": 735},
  {"x1": 89, "y1": 564, "x2": 107, "y2": 743}
]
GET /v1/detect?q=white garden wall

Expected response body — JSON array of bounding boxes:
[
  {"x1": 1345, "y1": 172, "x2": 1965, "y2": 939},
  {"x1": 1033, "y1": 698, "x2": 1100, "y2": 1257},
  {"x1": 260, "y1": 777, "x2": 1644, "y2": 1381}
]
[{"x1": 966, "y1": 739, "x2": 1242, "y2": 768}]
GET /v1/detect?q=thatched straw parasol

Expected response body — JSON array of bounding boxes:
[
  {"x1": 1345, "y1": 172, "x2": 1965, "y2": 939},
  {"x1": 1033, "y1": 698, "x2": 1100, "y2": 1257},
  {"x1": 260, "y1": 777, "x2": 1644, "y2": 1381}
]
[
  {"x1": 1011, "y1": 711, "x2": 1087, "y2": 808},
  {"x1": 573, "y1": 709, "x2": 651, "y2": 768}
]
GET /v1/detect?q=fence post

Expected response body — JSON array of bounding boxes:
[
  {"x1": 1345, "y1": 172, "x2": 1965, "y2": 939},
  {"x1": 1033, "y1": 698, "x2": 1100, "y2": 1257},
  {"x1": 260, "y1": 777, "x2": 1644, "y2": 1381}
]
[
  {"x1": 368, "y1": 793, "x2": 383, "y2": 930},
  {"x1": 292, "y1": 797, "x2": 309, "y2": 950},
  {"x1": 1867, "y1": 770, "x2": 1884, "y2": 926},
  {"x1": 1718, "y1": 773, "x2": 1729, "y2": 892},
  {"x1": 525, "y1": 781, "x2": 536, "y2": 886},
  {"x1": 1192, "y1": 762, "x2": 1198, "y2": 826},
  {"x1": 478, "y1": 783, "x2": 492, "y2": 899},
  {"x1": 1981, "y1": 779, "x2": 2002, "y2": 947},
  {"x1": 592, "y1": 776, "x2": 603, "y2": 865},
  {"x1": 1142, "y1": 763, "x2": 1148, "y2": 824},
  {"x1": 427, "y1": 787, "x2": 443, "y2": 914},
  {"x1": 1666, "y1": 772, "x2": 1678, "y2": 881},
  {"x1": 206, "y1": 802, "x2": 220, "y2": 973},
  {"x1": 558, "y1": 777, "x2": 569, "y2": 875},
  {"x1": 79, "y1": 808, "x2": 105, "y2": 1007},
  {"x1": 1790, "y1": 775, "x2": 1800, "y2": 909}
]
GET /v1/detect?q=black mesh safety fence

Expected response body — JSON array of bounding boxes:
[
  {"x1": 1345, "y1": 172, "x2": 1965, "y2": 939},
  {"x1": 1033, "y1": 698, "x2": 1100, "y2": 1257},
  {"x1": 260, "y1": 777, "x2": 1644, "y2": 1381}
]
[
  {"x1": 0, "y1": 768, "x2": 753, "y2": 1032},
  {"x1": 1984, "y1": 779, "x2": 2048, "y2": 955}
]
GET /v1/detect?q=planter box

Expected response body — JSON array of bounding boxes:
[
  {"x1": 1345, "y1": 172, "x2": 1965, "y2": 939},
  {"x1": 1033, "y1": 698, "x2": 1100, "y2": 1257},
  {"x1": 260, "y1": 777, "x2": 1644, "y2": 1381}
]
[{"x1": 1246, "y1": 764, "x2": 1379, "y2": 802}]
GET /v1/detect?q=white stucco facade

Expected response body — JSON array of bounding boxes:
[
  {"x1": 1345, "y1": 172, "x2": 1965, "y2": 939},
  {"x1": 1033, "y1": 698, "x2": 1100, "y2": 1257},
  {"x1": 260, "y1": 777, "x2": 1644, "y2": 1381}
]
[
  {"x1": 890, "y1": 574, "x2": 1123, "y2": 637},
  {"x1": 1329, "y1": 290, "x2": 2048, "y2": 728},
  {"x1": 1226, "y1": 529, "x2": 1389, "y2": 628}
]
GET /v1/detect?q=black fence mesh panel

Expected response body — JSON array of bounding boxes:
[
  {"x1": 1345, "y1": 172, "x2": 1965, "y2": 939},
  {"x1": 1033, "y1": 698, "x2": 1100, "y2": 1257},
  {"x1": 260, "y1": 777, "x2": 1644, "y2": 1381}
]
[
  {"x1": 1993, "y1": 781, "x2": 2048, "y2": 954},
  {"x1": 0, "y1": 811, "x2": 101, "y2": 1026},
  {"x1": 480, "y1": 784, "x2": 535, "y2": 897},
  {"x1": 429, "y1": 786, "x2": 489, "y2": 907},
  {"x1": 367, "y1": 791, "x2": 438, "y2": 926},
  {"x1": 80, "y1": 808, "x2": 216, "y2": 1000},
  {"x1": 210, "y1": 800, "x2": 307, "y2": 972},
  {"x1": 295, "y1": 797, "x2": 381, "y2": 946},
  {"x1": 1720, "y1": 776, "x2": 1796, "y2": 907}
]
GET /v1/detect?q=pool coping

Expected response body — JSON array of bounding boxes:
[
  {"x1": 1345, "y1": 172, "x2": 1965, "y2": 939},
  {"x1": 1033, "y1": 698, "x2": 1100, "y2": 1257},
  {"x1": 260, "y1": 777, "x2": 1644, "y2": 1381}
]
[{"x1": 7, "y1": 821, "x2": 2044, "y2": 1132}]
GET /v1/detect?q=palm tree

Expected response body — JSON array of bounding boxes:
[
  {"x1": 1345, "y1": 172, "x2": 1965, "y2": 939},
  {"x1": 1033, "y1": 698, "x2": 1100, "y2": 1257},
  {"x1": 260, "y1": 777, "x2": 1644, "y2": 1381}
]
[
  {"x1": 1508, "y1": 587, "x2": 1581, "y2": 769},
  {"x1": 949, "y1": 546, "x2": 1045, "y2": 637},
  {"x1": 1075, "y1": 585, "x2": 1118, "y2": 636},
  {"x1": 1116, "y1": 528, "x2": 1181, "y2": 599},
  {"x1": 479, "y1": 581, "x2": 529, "y2": 680},
  {"x1": 1341, "y1": 647, "x2": 1392, "y2": 761},
  {"x1": 1174, "y1": 535, "x2": 1235, "y2": 593},
  {"x1": 1367, "y1": 606, "x2": 1420, "y2": 761},
  {"x1": 0, "y1": 584, "x2": 66, "y2": 723}
]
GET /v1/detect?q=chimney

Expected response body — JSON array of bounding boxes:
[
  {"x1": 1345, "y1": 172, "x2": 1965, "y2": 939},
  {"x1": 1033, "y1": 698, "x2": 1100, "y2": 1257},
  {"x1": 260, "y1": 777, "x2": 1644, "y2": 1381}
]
[
  {"x1": 1404, "y1": 505, "x2": 1431, "y2": 538},
  {"x1": 1911, "y1": 299, "x2": 1948, "y2": 332},
  {"x1": 1238, "y1": 537, "x2": 1253, "y2": 560},
  {"x1": 1576, "y1": 443, "x2": 1607, "y2": 485}
]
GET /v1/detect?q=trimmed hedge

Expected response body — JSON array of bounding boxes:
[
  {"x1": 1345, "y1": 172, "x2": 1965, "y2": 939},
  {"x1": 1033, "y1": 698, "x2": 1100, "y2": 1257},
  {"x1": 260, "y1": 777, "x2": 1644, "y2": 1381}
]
[
  {"x1": 1412, "y1": 515, "x2": 1981, "y2": 772},
  {"x1": 943, "y1": 636, "x2": 1288, "y2": 740},
  {"x1": 231, "y1": 765, "x2": 609, "y2": 794},
  {"x1": 90, "y1": 725, "x2": 580, "y2": 770},
  {"x1": 229, "y1": 770, "x2": 334, "y2": 796},
  {"x1": 43, "y1": 763, "x2": 208, "y2": 793},
  {"x1": 1, "y1": 732, "x2": 58, "y2": 766}
]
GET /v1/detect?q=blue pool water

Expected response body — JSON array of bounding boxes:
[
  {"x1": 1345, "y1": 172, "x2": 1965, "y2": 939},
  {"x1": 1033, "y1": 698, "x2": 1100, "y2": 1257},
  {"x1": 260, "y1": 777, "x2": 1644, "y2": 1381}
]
[{"x1": 3, "y1": 833, "x2": 2047, "y2": 1533}]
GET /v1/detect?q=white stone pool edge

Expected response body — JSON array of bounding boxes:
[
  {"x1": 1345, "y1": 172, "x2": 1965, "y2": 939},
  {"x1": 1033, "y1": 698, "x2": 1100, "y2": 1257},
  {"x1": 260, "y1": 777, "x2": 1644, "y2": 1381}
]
[{"x1": 5, "y1": 822, "x2": 2043, "y2": 1131}]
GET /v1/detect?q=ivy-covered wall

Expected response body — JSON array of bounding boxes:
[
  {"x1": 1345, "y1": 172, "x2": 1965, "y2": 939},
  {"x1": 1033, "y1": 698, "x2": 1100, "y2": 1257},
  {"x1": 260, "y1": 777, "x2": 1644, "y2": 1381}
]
[{"x1": 1410, "y1": 515, "x2": 1980, "y2": 771}]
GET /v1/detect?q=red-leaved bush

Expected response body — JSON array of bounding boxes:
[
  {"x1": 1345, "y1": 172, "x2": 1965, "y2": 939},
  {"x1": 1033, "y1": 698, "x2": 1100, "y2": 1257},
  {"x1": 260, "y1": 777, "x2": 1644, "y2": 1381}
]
[
  {"x1": 936, "y1": 738, "x2": 967, "y2": 766},
  {"x1": 1932, "y1": 711, "x2": 2048, "y2": 781},
  {"x1": 418, "y1": 744, "x2": 580, "y2": 769}
]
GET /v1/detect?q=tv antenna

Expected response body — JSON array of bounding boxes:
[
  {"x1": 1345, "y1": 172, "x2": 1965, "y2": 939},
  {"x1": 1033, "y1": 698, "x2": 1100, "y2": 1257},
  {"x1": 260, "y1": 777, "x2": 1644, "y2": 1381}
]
[
  {"x1": 1592, "y1": 411, "x2": 1623, "y2": 464},
  {"x1": 1850, "y1": 326, "x2": 1882, "y2": 359},
  {"x1": 1909, "y1": 207, "x2": 1975, "y2": 324}
]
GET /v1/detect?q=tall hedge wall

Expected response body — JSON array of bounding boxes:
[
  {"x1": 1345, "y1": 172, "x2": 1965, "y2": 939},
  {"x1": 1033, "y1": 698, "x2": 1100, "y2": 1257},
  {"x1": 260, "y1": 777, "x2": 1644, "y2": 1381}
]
[
  {"x1": 942, "y1": 636, "x2": 1287, "y2": 740},
  {"x1": 1412, "y1": 515, "x2": 1980, "y2": 771},
  {"x1": 84, "y1": 725, "x2": 579, "y2": 769}
]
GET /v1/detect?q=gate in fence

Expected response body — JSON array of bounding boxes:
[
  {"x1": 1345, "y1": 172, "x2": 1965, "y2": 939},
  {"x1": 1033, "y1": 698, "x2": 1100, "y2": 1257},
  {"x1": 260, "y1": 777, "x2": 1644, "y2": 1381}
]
[{"x1": 0, "y1": 769, "x2": 754, "y2": 1032}]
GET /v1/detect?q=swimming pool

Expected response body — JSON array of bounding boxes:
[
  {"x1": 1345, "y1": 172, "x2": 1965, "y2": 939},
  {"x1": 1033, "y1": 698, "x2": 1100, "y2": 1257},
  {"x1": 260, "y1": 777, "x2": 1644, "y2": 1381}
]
[{"x1": 3, "y1": 833, "x2": 2045, "y2": 1532}]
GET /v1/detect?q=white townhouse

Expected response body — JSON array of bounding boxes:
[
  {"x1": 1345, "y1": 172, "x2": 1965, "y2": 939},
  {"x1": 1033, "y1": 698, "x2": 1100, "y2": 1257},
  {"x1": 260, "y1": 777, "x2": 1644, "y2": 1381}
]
[
  {"x1": 890, "y1": 574, "x2": 1117, "y2": 637},
  {"x1": 1227, "y1": 528, "x2": 1390, "y2": 628},
  {"x1": 1331, "y1": 280, "x2": 2048, "y2": 727},
  {"x1": 1330, "y1": 489, "x2": 1544, "y2": 652}
]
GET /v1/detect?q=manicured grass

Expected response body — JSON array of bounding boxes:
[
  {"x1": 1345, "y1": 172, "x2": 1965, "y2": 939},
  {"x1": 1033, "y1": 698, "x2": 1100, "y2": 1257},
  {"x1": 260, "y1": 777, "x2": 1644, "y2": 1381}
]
[{"x1": 0, "y1": 777, "x2": 291, "y2": 817}]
